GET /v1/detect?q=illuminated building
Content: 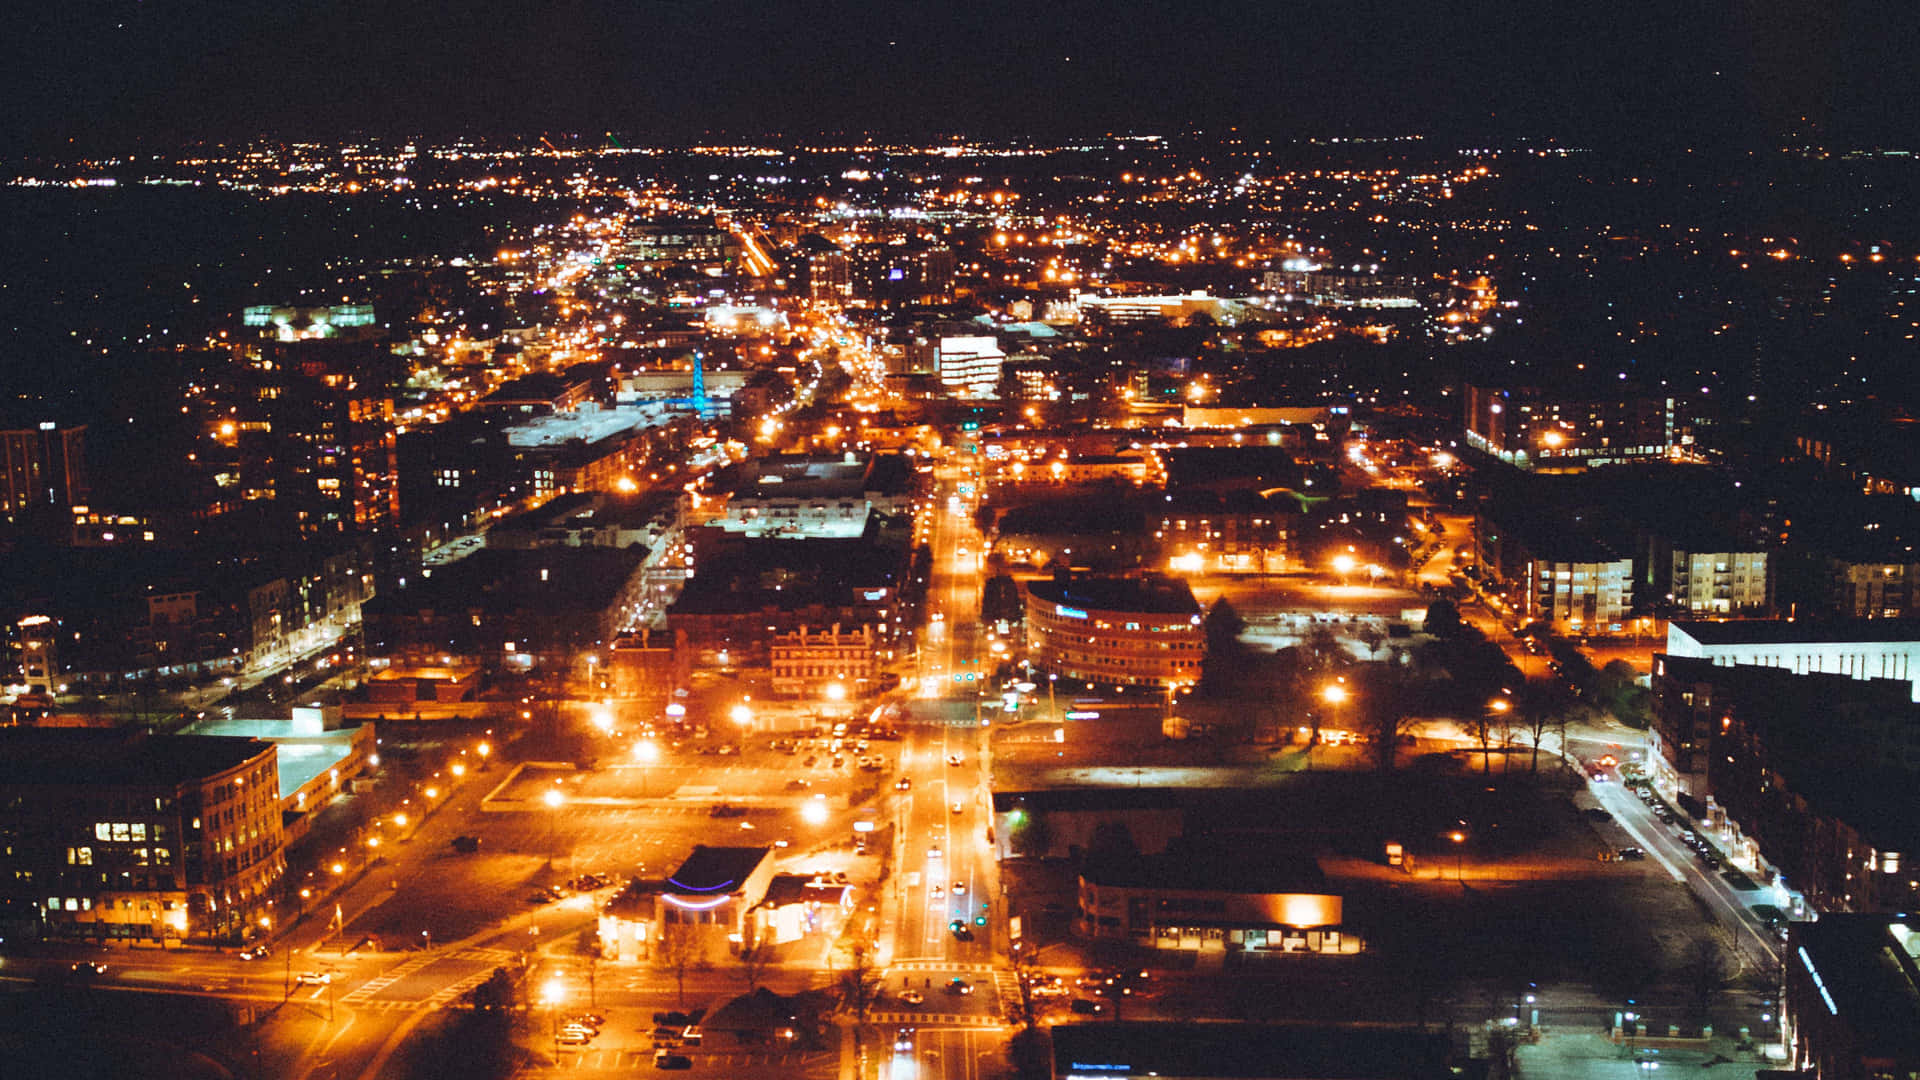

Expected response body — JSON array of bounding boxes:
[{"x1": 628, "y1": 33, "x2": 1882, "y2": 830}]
[
  {"x1": 1077, "y1": 847, "x2": 1358, "y2": 957},
  {"x1": 1464, "y1": 384, "x2": 1712, "y2": 471},
  {"x1": 1665, "y1": 619, "x2": 1920, "y2": 702},
  {"x1": 769, "y1": 623, "x2": 880, "y2": 698},
  {"x1": 1024, "y1": 574, "x2": 1203, "y2": 689},
  {"x1": 0, "y1": 729, "x2": 285, "y2": 944},
  {"x1": 936, "y1": 336, "x2": 1005, "y2": 398},
  {"x1": 242, "y1": 303, "x2": 379, "y2": 342},
  {"x1": 0, "y1": 422, "x2": 88, "y2": 521},
  {"x1": 1649, "y1": 653, "x2": 1919, "y2": 914},
  {"x1": 659, "y1": 846, "x2": 775, "y2": 955}
]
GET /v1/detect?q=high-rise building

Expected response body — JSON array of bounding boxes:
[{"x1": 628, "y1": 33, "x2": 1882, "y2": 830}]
[{"x1": 0, "y1": 423, "x2": 88, "y2": 520}]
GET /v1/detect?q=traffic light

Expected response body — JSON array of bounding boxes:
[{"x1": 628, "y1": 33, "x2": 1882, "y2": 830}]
[{"x1": 974, "y1": 915, "x2": 987, "y2": 926}]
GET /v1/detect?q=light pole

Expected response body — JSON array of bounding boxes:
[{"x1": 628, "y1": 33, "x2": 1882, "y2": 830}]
[
  {"x1": 542, "y1": 977, "x2": 566, "y2": 1060},
  {"x1": 544, "y1": 786, "x2": 565, "y2": 871},
  {"x1": 1449, "y1": 829, "x2": 1467, "y2": 883},
  {"x1": 1316, "y1": 681, "x2": 1348, "y2": 771},
  {"x1": 633, "y1": 739, "x2": 659, "y2": 799}
]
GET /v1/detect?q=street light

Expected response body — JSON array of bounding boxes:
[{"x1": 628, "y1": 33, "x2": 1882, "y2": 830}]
[
  {"x1": 543, "y1": 786, "x2": 566, "y2": 870},
  {"x1": 1449, "y1": 829, "x2": 1467, "y2": 883},
  {"x1": 730, "y1": 703, "x2": 753, "y2": 730},
  {"x1": 633, "y1": 739, "x2": 659, "y2": 798},
  {"x1": 542, "y1": 977, "x2": 566, "y2": 1059},
  {"x1": 1331, "y1": 551, "x2": 1357, "y2": 584}
]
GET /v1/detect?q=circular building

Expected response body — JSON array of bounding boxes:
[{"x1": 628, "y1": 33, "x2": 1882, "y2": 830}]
[{"x1": 1024, "y1": 574, "x2": 1204, "y2": 689}]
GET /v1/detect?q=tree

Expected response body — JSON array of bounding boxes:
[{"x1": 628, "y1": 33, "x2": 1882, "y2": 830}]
[
  {"x1": 1362, "y1": 674, "x2": 1420, "y2": 773},
  {"x1": 1355, "y1": 621, "x2": 1387, "y2": 660},
  {"x1": 1008, "y1": 1026, "x2": 1052, "y2": 1080},
  {"x1": 653, "y1": 922, "x2": 711, "y2": 1006},
  {"x1": 1007, "y1": 810, "x2": 1054, "y2": 858},
  {"x1": 1680, "y1": 936, "x2": 1736, "y2": 1023},
  {"x1": 1515, "y1": 678, "x2": 1574, "y2": 773},
  {"x1": 981, "y1": 574, "x2": 1024, "y2": 626},
  {"x1": 1423, "y1": 598, "x2": 1463, "y2": 638},
  {"x1": 836, "y1": 939, "x2": 884, "y2": 1065},
  {"x1": 736, "y1": 939, "x2": 772, "y2": 993},
  {"x1": 1197, "y1": 598, "x2": 1252, "y2": 697}
]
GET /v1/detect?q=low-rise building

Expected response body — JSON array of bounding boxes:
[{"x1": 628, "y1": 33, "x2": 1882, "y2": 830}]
[
  {"x1": 1024, "y1": 575, "x2": 1204, "y2": 689},
  {"x1": 1049, "y1": 1022, "x2": 1454, "y2": 1080},
  {"x1": 1078, "y1": 847, "x2": 1357, "y2": 961},
  {"x1": 769, "y1": 623, "x2": 881, "y2": 698}
]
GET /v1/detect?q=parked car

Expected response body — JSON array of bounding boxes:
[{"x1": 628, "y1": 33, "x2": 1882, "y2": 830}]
[
  {"x1": 295, "y1": 971, "x2": 331, "y2": 986},
  {"x1": 654, "y1": 1052, "x2": 692, "y2": 1070},
  {"x1": 1616, "y1": 847, "x2": 1647, "y2": 861},
  {"x1": 558, "y1": 1029, "x2": 593, "y2": 1046}
]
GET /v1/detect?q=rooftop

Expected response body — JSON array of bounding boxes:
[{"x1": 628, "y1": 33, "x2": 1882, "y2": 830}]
[
  {"x1": 1792, "y1": 915, "x2": 1920, "y2": 1060},
  {"x1": 666, "y1": 845, "x2": 771, "y2": 895},
  {"x1": 1027, "y1": 574, "x2": 1201, "y2": 618},
  {"x1": 1671, "y1": 619, "x2": 1920, "y2": 647},
  {"x1": 1082, "y1": 846, "x2": 1331, "y2": 897},
  {"x1": 1048, "y1": 1021, "x2": 1454, "y2": 1080},
  {"x1": 0, "y1": 729, "x2": 274, "y2": 790}
]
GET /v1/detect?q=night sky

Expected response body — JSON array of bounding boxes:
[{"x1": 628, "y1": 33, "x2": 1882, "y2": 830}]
[{"x1": 4, "y1": 0, "x2": 1919, "y2": 152}]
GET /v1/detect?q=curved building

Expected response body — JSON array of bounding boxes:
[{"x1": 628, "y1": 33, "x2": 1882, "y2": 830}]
[{"x1": 1024, "y1": 575, "x2": 1203, "y2": 688}]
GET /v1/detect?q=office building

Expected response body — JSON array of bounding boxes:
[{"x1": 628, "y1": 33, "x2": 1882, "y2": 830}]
[
  {"x1": 1, "y1": 423, "x2": 88, "y2": 520},
  {"x1": 1666, "y1": 620, "x2": 1920, "y2": 702},
  {"x1": 0, "y1": 729, "x2": 285, "y2": 944},
  {"x1": 1024, "y1": 575, "x2": 1204, "y2": 689}
]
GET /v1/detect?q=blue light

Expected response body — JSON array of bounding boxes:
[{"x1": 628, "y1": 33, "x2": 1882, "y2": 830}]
[{"x1": 1055, "y1": 605, "x2": 1088, "y2": 619}]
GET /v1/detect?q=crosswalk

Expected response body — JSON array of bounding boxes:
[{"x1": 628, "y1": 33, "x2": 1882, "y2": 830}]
[
  {"x1": 867, "y1": 1011, "x2": 1003, "y2": 1028},
  {"x1": 337, "y1": 946, "x2": 519, "y2": 1008},
  {"x1": 887, "y1": 959, "x2": 996, "y2": 974}
]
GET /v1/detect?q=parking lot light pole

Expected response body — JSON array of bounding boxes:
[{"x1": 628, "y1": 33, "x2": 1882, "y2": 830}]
[{"x1": 544, "y1": 786, "x2": 566, "y2": 870}]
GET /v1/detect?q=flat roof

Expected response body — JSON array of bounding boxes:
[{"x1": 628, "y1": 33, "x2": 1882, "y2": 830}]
[
  {"x1": 1049, "y1": 1022, "x2": 1453, "y2": 1080},
  {"x1": 1082, "y1": 848, "x2": 1330, "y2": 897},
  {"x1": 1027, "y1": 575, "x2": 1200, "y2": 617},
  {"x1": 1792, "y1": 916, "x2": 1920, "y2": 1059},
  {"x1": 0, "y1": 729, "x2": 273, "y2": 790},
  {"x1": 1673, "y1": 619, "x2": 1920, "y2": 647},
  {"x1": 666, "y1": 846, "x2": 771, "y2": 894},
  {"x1": 993, "y1": 788, "x2": 1184, "y2": 813}
]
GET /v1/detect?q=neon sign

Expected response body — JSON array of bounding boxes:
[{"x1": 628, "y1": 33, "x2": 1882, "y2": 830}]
[{"x1": 1055, "y1": 605, "x2": 1088, "y2": 619}]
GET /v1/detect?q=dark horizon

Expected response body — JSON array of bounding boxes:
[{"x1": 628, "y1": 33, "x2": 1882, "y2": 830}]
[{"x1": 7, "y1": 0, "x2": 1920, "y2": 156}]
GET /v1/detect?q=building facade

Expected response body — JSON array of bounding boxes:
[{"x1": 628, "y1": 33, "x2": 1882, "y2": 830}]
[
  {"x1": 0, "y1": 729, "x2": 285, "y2": 943},
  {"x1": 769, "y1": 623, "x2": 880, "y2": 698},
  {"x1": 1024, "y1": 575, "x2": 1204, "y2": 689},
  {"x1": 1077, "y1": 851, "x2": 1358, "y2": 960}
]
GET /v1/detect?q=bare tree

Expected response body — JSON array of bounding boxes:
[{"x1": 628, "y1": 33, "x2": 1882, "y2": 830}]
[
  {"x1": 653, "y1": 921, "x2": 711, "y2": 1006},
  {"x1": 736, "y1": 939, "x2": 772, "y2": 993},
  {"x1": 1355, "y1": 621, "x2": 1387, "y2": 660},
  {"x1": 1517, "y1": 678, "x2": 1573, "y2": 773},
  {"x1": 1680, "y1": 935, "x2": 1736, "y2": 1023},
  {"x1": 836, "y1": 939, "x2": 885, "y2": 1067}
]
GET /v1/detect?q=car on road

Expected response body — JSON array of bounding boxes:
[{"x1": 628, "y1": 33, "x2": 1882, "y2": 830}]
[
  {"x1": 1616, "y1": 846, "x2": 1647, "y2": 861},
  {"x1": 294, "y1": 971, "x2": 331, "y2": 986},
  {"x1": 946, "y1": 978, "x2": 973, "y2": 995},
  {"x1": 951, "y1": 801, "x2": 963, "y2": 815},
  {"x1": 949, "y1": 921, "x2": 974, "y2": 941},
  {"x1": 238, "y1": 945, "x2": 272, "y2": 960},
  {"x1": 71, "y1": 961, "x2": 108, "y2": 976},
  {"x1": 952, "y1": 881, "x2": 966, "y2": 895},
  {"x1": 899, "y1": 989, "x2": 924, "y2": 1006},
  {"x1": 570, "y1": 1013, "x2": 605, "y2": 1028},
  {"x1": 896, "y1": 778, "x2": 912, "y2": 791},
  {"x1": 786, "y1": 779, "x2": 812, "y2": 791},
  {"x1": 929, "y1": 884, "x2": 944, "y2": 898},
  {"x1": 927, "y1": 845, "x2": 941, "y2": 859},
  {"x1": 527, "y1": 892, "x2": 555, "y2": 904},
  {"x1": 1070, "y1": 999, "x2": 1105, "y2": 1014},
  {"x1": 946, "y1": 753, "x2": 963, "y2": 766}
]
